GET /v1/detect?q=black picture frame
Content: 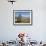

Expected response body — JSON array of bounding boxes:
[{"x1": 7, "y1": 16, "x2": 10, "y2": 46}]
[{"x1": 13, "y1": 10, "x2": 33, "y2": 25}]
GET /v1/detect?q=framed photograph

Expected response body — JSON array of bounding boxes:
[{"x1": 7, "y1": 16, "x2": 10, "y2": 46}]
[{"x1": 13, "y1": 10, "x2": 32, "y2": 25}]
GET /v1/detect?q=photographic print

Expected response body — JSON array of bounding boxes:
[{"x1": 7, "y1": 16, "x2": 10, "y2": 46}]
[{"x1": 13, "y1": 10, "x2": 32, "y2": 25}]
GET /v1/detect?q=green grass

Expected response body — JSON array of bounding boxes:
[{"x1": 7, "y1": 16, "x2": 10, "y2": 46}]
[{"x1": 15, "y1": 17, "x2": 30, "y2": 23}]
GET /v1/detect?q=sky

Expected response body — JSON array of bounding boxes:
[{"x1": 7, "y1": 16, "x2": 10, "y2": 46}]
[{"x1": 15, "y1": 11, "x2": 31, "y2": 17}]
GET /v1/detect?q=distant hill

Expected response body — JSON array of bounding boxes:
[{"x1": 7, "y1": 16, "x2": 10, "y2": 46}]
[{"x1": 21, "y1": 16, "x2": 30, "y2": 23}]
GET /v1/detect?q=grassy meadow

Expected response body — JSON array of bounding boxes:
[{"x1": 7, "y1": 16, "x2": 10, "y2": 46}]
[{"x1": 15, "y1": 16, "x2": 30, "y2": 23}]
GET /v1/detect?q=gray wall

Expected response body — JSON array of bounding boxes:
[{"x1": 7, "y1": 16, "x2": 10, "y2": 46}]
[{"x1": 0, "y1": 0, "x2": 46, "y2": 42}]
